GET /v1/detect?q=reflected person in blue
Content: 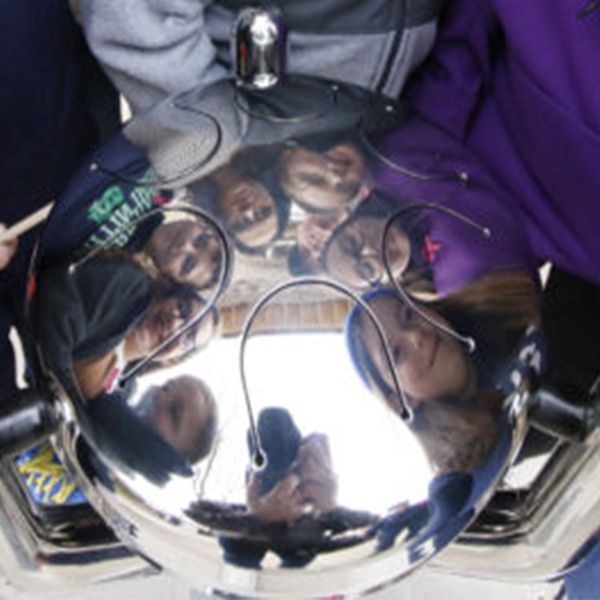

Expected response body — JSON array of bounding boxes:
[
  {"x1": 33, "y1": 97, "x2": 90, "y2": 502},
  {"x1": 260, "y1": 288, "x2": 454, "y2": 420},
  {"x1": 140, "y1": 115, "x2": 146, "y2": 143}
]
[{"x1": 345, "y1": 288, "x2": 538, "y2": 557}]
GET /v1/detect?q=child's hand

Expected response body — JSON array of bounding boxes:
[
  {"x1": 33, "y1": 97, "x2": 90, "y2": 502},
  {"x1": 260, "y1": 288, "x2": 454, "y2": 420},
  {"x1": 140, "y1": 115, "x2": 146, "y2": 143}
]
[{"x1": 0, "y1": 223, "x2": 18, "y2": 270}]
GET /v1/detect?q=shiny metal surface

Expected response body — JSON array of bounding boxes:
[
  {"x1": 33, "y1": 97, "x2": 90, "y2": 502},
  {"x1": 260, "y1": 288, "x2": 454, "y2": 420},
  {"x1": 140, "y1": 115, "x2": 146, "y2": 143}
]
[
  {"x1": 28, "y1": 104, "x2": 544, "y2": 598},
  {"x1": 0, "y1": 449, "x2": 152, "y2": 593},
  {"x1": 233, "y1": 7, "x2": 287, "y2": 90},
  {"x1": 433, "y1": 430, "x2": 600, "y2": 581}
]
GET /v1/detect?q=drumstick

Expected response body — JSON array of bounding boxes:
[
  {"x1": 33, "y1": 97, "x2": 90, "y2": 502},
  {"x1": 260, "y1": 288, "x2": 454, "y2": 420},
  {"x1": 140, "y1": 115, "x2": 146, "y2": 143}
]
[{"x1": 0, "y1": 202, "x2": 54, "y2": 245}]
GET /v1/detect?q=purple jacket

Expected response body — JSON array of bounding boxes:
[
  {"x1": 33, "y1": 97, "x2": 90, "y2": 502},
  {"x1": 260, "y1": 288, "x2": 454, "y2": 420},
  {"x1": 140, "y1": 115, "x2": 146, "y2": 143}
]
[
  {"x1": 406, "y1": 0, "x2": 600, "y2": 285},
  {"x1": 370, "y1": 116, "x2": 536, "y2": 297}
]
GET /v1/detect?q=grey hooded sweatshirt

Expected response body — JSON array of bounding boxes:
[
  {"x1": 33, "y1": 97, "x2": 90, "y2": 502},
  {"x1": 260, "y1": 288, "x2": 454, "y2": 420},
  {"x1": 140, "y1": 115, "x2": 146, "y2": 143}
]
[{"x1": 78, "y1": 0, "x2": 443, "y2": 186}]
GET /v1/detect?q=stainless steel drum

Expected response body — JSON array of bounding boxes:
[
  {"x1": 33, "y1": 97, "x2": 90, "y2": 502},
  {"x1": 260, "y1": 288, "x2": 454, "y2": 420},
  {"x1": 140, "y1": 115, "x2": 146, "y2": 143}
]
[{"x1": 26, "y1": 91, "x2": 541, "y2": 598}]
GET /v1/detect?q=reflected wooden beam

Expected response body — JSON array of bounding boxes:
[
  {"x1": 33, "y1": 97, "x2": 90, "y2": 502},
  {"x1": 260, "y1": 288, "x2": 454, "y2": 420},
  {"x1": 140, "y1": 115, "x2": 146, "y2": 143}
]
[{"x1": 220, "y1": 298, "x2": 353, "y2": 336}]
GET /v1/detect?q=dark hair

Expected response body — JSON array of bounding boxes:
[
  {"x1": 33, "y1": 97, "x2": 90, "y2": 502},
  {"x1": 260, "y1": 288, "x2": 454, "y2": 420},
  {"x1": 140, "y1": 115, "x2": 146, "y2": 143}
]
[
  {"x1": 143, "y1": 378, "x2": 219, "y2": 464},
  {"x1": 247, "y1": 407, "x2": 302, "y2": 495},
  {"x1": 186, "y1": 379, "x2": 219, "y2": 464},
  {"x1": 278, "y1": 139, "x2": 370, "y2": 215},
  {"x1": 90, "y1": 248, "x2": 200, "y2": 301},
  {"x1": 226, "y1": 146, "x2": 291, "y2": 255},
  {"x1": 147, "y1": 214, "x2": 228, "y2": 291},
  {"x1": 149, "y1": 282, "x2": 210, "y2": 361},
  {"x1": 85, "y1": 392, "x2": 193, "y2": 485},
  {"x1": 139, "y1": 302, "x2": 220, "y2": 375},
  {"x1": 284, "y1": 130, "x2": 362, "y2": 154},
  {"x1": 154, "y1": 279, "x2": 200, "y2": 301}
]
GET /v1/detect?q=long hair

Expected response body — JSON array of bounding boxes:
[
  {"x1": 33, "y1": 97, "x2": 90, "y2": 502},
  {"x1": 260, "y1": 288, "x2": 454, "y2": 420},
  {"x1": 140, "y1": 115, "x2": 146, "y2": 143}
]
[
  {"x1": 434, "y1": 271, "x2": 541, "y2": 330},
  {"x1": 89, "y1": 247, "x2": 161, "y2": 286},
  {"x1": 432, "y1": 271, "x2": 541, "y2": 387},
  {"x1": 137, "y1": 303, "x2": 220, "y2": 376},
  {"x1": 132, "y1": 238, "x2": 223, "y2": 292}
]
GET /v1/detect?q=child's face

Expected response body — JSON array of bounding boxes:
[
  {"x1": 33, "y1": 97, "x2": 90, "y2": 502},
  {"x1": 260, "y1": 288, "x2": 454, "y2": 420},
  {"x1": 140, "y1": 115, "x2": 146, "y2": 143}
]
[
  {"x1": 129, "y1": 296, "x2": 214, "y2": 361},
  {"x1": 324, "y1": 216, "x2": 411, "y2": 289},
  {"x1": 147, "y1": 220, "x2": 222, "y2": 290},
  {"x1": 148, "y1": 375, "x2": 212, "y2": 457},
  {"x1": 360, "y1": 295, "x2": 475, "y2": 406},
  {"x1": 219, "y1": 178, "x2": 278, "y2": 249},
  {"x1": 280, "y1": 144, "x2": 368, "y2": 211}
]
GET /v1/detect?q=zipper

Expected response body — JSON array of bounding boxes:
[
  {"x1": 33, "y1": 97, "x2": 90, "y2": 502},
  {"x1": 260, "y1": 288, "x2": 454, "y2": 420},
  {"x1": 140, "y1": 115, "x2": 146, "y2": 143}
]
[
  {"x1": 376, "y1": 0, "x2": 406, "y2": 95},
  {"x1": 376, "y1": 30, "x2": 403, "y2": 95}
]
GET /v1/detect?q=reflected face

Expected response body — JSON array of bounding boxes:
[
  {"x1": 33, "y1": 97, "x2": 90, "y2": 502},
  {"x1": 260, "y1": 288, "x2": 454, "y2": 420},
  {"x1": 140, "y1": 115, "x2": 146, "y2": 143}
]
[
  {"x1": 128, "y1": 296, "x2": 216, "y2": 361},
  {"x1": 219, "y1": 179, "x2": 278, "y2": 249},
  {"x1": 280, "y1": 144, "x2": 368, "y2": 211},
  {"x1": 324, "y1": 216, "x2": 410, "y2": 289},
  {"x1": 361, "y1": 296, "x2": 475, "y2": 405},
  {"x1": 146, "y1": 220, "x2": 222, "y2": 289},
  {"x1": 148, "y1": 376, "x2": 214, "y2": 458}
]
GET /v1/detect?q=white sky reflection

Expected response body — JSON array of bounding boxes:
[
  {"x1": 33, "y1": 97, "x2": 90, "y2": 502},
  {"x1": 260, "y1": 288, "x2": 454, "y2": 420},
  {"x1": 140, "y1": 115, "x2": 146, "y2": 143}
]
[{"x1": 138, "y1": 332, "x2": 432, "y2": 514}]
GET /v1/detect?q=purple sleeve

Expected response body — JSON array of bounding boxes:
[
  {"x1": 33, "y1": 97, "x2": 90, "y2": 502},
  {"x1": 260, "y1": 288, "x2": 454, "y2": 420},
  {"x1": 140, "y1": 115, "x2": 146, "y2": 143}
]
[
  {"x1": 371, "y1": 117, "x2": 537, "y2": 296},
  {"x1": 407, "y1": 0, "x2": 498, "y2": 139}
]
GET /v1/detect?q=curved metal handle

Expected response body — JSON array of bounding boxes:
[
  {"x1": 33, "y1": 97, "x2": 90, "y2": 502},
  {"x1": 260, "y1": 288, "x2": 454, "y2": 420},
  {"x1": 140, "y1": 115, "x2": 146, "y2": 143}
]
[{"x1": 239, "y1": 277, "x2": 413, "y2": 469}]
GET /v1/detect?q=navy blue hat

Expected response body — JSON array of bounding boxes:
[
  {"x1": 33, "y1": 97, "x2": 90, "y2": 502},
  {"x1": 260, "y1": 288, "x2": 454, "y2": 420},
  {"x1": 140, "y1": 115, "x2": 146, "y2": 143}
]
[
  {"x1": 344, "y1": 287, "x2": 401, "y2": 401},
  {"x1": 248, "y1": 407, "x2": 302, "y2": 496}
]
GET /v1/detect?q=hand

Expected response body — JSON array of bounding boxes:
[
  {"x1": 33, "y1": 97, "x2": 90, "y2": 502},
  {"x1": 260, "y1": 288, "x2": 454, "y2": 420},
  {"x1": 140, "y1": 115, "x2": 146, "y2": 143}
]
[
  {"x1": 295, "y1": 434, "x2": 337, "y2": 513},
  {"x1": 0, "y1": 223, "x2": 18, "y2": 270},
  {"x1": 247, "y1": 471, "x2": 306, "y2": 523}
]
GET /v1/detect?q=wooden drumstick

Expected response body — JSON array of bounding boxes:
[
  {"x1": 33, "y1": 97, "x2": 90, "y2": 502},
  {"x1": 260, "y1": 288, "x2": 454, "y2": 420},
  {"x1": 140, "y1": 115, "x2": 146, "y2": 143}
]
[{"x1": 0, "y1": 202, "x2": 54, "y2": 245}]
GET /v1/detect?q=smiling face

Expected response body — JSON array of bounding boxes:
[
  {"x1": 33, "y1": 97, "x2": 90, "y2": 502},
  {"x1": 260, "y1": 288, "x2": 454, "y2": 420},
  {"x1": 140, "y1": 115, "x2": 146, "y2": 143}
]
[
  {"x1": 125, "y1": 295, "x2": 216, "y2": 362},
  {"x1": 146, "y1": 220, "x2": 222, "y2": 290},
  {"x1": 280, "y1": 144, "x2": 368, "y2": 212},
  {"x1": 359, "y1": 295, "x2": 475, "y2": 406},
  {"x1": 323, "y1": 216, "x2": 411, "y2": 289},
  {"x1": 148, "y1": 375, "x2": 216, "y2": 460},
  {"x1": 218, "y1": 178, "x2": 278, "y2": 249}
]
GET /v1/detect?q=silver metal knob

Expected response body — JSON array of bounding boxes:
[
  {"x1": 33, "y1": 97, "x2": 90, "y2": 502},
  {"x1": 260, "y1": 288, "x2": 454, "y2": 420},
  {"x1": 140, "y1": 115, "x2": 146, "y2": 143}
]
[{"x1": 233, "y1": 7, "x2": 287, "y2": 90}]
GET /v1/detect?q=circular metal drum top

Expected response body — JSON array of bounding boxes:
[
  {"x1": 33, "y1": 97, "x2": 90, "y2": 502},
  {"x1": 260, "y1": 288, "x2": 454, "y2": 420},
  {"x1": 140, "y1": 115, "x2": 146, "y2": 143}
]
[{"x1": 31, "y1": 107, "x2": 541, "y2": 598}]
